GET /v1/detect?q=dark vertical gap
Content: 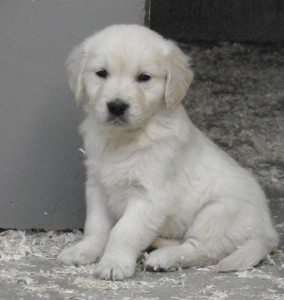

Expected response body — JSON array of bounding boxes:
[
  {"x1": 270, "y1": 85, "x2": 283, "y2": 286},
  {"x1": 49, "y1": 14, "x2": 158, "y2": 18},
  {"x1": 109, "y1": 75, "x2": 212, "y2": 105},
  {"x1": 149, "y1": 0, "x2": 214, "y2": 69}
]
[{"x1": 144, "y1": 0, "x2": 151, "y2": 27}]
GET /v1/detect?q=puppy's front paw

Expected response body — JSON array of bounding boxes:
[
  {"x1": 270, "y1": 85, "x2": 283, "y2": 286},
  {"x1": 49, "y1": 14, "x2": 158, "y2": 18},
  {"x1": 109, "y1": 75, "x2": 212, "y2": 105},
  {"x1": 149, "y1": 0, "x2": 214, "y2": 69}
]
[
  {"x1": 94, "y1": 256, "x2": 136, "y2": 280},
  {"x1": 57, "y1": 239, "x2": 102, "y2": 266},
  {"x1": 144, "y1": 247, "x2": 180, "y2": 271}
]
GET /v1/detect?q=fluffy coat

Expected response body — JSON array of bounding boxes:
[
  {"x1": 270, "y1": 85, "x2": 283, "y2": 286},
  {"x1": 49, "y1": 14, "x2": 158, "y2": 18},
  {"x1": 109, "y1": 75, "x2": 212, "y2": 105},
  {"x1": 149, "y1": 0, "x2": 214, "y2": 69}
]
[{"x1": 58, "y1": 24, "x2": 278, "y2": 280}]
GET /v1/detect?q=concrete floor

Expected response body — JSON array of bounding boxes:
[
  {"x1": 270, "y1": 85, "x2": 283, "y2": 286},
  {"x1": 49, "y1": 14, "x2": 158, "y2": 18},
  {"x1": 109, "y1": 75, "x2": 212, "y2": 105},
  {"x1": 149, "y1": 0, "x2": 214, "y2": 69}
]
[
  {"x1": 0, "y1": 254, "x2": 283, "y2": 299},
  {"x1": 1, "y1": 43, "x2": 283, "y2": 299}
]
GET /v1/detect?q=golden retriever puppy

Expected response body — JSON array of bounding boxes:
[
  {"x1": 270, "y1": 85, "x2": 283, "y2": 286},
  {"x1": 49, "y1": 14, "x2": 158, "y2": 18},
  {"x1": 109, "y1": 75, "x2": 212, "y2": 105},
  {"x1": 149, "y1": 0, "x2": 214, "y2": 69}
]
[{"x1": 57, "y1": 24, "x2": 278, "y2": 280}]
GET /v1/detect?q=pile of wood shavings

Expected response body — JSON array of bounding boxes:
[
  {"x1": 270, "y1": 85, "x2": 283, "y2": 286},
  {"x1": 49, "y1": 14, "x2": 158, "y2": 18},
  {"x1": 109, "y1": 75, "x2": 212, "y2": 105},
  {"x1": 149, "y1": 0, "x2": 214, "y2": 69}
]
[
  {"x1": 0, "y1": 229, "x2": 82, "y2": 262},
  {"x1": 0, "y1": 229, "x2": 283, "y2": 299}
]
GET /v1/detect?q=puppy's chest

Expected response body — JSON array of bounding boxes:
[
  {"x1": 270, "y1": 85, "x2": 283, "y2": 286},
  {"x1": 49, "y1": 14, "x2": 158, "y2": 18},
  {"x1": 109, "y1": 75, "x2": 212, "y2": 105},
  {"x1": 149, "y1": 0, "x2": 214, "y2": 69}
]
[
  {"x1": 96, "y1": 149, "x2": 148, "y2": 203},
  {"x1": 97, "y1": 151, "x2": 146, "y2": 219},
  {"x1": 99, "y1": 153, "x2": 143, "y2": 188}
]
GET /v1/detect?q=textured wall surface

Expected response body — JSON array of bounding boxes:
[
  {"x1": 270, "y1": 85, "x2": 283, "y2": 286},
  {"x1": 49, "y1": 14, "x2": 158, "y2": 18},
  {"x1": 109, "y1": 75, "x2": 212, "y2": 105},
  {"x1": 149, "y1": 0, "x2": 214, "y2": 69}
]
[{"x1": 0, "y1": 0, "x2": 145, "y2": 229}]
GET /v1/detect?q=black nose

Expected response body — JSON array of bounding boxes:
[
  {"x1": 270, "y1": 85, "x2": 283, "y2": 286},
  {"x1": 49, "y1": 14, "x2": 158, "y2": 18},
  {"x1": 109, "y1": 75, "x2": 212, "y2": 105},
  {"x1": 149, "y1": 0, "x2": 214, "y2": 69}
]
[{"x1": 107, "y1": 100, "x2": 129, "y2": 116}]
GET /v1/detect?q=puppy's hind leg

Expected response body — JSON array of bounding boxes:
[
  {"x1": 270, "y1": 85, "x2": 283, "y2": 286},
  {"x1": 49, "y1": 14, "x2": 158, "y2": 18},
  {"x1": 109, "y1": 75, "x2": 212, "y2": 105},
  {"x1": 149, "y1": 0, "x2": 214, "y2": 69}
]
[
  {"x1": 144, "y1": 240, "x2": 213, "y2": 271},
  {"x1": 145, "y1": 202, "x2": 231, "y2": 271}
]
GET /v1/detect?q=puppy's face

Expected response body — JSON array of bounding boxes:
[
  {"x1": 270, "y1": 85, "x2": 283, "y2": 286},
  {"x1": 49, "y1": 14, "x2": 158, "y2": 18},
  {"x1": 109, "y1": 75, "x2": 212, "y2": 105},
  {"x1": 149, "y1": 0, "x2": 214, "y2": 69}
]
[
  {"x1": 83, "y1": 31, "x2": 167, "y2": 128},
  {"x1": 67, "y1": 25, "x2": 193, "y2": 129}
]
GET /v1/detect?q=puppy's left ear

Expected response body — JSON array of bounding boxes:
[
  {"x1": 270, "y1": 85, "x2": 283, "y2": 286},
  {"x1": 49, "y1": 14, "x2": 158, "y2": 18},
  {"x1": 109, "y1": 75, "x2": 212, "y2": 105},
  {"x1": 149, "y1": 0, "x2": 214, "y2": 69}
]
[
  {"x1": 165, "y1": 42, "x2": 194, "y2": 108},
  {"x1": 66, "y1": 41, "x2": 89, "y2": 105}
]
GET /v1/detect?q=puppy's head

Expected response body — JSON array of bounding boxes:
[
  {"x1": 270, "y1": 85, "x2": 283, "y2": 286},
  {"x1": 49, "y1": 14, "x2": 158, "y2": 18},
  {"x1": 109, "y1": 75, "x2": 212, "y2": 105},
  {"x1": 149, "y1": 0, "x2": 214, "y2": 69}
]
[{"x1": 66, "y1": 24, "x2": 193, "y2": 129}]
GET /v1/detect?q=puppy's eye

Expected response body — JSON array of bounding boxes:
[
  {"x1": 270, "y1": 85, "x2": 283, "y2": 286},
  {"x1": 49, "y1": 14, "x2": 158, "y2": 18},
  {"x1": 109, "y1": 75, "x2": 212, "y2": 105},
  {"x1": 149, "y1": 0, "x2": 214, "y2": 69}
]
[
  {"x1": 137, "y1": 73, "x2": 151, "y2": 82},
  {"x1": 96, "y1": 69, "x2": 108, "y2": 79}
]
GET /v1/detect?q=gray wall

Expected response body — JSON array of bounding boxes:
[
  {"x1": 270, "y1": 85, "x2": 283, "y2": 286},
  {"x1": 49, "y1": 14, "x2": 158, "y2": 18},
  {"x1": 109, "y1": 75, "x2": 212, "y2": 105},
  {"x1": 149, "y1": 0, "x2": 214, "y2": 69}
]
[{"x1": 0, "y1": 0, "x2": 145, "y2": 230}]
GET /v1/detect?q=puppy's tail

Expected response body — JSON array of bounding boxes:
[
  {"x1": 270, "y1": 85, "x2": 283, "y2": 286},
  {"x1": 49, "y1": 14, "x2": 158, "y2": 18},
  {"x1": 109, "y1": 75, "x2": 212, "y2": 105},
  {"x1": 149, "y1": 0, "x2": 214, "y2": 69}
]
[{"x1": 215, "y1": 237, "x2": 278, "y2": 272}]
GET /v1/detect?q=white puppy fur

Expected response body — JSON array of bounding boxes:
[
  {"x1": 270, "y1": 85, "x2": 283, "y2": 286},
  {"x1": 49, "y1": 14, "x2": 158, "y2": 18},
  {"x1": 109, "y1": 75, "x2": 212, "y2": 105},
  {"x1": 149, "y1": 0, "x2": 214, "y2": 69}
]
[{"x1": 57, "y1": 24, "x2": 278, "y2": 280}]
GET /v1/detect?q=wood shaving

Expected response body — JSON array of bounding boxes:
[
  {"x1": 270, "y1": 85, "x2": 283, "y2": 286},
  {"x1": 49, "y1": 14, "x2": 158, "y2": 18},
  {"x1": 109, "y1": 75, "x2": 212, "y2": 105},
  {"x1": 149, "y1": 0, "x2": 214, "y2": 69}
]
[
  {"x1": 0, "y1": 230, "x2": 82, "y2": 262},
  {"x1": 202, "y1": 285, "x2": 229, "y2": 299}
]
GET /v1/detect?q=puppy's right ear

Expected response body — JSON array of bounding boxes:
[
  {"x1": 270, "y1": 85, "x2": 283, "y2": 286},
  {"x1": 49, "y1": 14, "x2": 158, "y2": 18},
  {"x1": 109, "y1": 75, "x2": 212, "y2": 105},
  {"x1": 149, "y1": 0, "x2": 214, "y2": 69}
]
[{"x1": 66, "y1": 41, "x2": 88, "y2": 105}]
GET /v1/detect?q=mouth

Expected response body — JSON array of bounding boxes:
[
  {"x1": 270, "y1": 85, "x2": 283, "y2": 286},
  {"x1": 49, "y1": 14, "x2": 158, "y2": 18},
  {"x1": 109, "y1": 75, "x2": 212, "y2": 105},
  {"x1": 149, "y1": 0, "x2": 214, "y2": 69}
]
[{"x1": 107, "y1": 116, "x2": 129, "y2": 127}]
